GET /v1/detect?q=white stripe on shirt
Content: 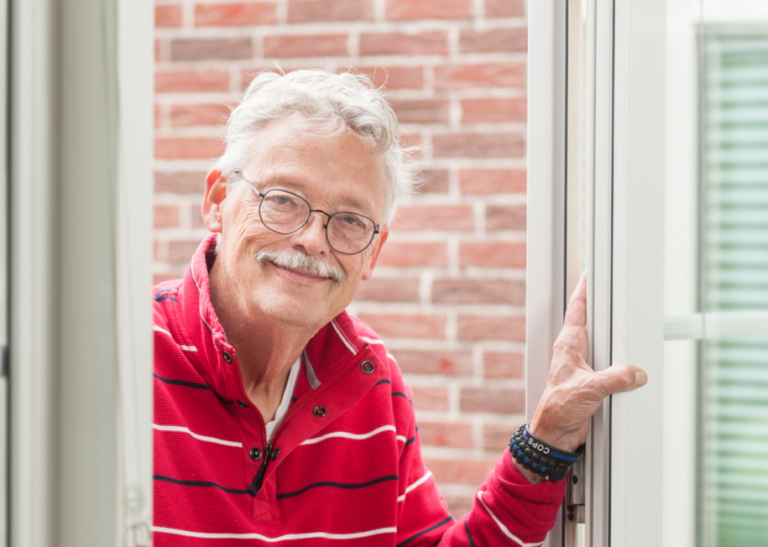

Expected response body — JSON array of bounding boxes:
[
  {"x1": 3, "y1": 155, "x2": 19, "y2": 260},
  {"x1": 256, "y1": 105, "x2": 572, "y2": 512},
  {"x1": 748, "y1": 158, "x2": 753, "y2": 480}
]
[
  {"x1": 397, "y1": 470, "x2": 433, "y2": 502},
  {"x1": 301, "y1": 425, "x2": 397, "y2": 446},
  {"x1": 152, "y1": 424, "x2": 242, "y2": 448},
  {"x1": 153, "y1": 326, "x2": 198, "y2": 352},
  {"x1": 152, "y1": 525, "x2": 397, "y2": 542},
  {"x1": 477, "y1": 490, "x2": 545, "y2": 547}
]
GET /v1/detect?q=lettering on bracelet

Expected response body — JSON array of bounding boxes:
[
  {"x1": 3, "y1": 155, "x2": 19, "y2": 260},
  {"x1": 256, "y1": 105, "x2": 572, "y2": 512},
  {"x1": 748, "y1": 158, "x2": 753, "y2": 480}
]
[{"x1": 527, "y1": 437, "x2": 550, "y2": 455}]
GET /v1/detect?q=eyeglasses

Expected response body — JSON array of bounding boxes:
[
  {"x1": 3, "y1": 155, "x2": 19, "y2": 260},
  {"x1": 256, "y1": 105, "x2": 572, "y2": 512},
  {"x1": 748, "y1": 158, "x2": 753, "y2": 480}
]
[{"x1": 234, "y1": 171, "x2": 381, "y2": 255}]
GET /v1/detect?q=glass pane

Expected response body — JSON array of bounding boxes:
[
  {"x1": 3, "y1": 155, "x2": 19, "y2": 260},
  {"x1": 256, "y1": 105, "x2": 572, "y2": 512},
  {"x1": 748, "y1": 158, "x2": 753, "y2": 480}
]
[
  {"x1": 665, "y1": 3, "x2": 768, "y2": 547},
  {"x1": 700, "y1": 29, "x2": 768, "y2": 546}
]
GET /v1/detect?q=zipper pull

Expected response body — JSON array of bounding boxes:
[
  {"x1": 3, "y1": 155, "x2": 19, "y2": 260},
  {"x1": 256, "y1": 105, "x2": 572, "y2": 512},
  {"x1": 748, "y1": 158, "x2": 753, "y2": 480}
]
[{"x1": 247, "y1": 443, "x2": 272, "y2": 496}]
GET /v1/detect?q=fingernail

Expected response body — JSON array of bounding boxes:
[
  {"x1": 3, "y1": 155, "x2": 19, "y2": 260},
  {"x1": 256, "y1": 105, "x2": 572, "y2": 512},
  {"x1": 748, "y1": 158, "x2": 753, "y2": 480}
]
[{"x1": 634, "y1": 370, "x2": 648, "y2": 387}]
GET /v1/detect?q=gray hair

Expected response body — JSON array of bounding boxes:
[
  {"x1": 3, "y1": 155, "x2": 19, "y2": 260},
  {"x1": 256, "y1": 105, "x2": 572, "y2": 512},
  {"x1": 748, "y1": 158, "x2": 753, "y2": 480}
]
[{"x1": 213, "y1": 68, "x2": 419, "y2": 226}]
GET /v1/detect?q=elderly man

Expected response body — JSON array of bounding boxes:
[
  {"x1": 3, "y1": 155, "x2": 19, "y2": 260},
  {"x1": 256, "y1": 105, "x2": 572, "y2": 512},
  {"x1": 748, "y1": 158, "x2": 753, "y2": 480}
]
[{"x1": 152, "y1": 69, "x2": 646, "y2": 546}]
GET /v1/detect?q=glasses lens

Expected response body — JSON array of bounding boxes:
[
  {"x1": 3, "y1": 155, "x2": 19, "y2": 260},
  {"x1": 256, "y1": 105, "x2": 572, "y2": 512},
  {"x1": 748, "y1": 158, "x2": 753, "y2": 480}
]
[
  {"x1": 327, "y1": 213, "x2": 375, "y2": 254},
  {"x1": 259, "y1": 189, "x2": 310, "y2": 234}
]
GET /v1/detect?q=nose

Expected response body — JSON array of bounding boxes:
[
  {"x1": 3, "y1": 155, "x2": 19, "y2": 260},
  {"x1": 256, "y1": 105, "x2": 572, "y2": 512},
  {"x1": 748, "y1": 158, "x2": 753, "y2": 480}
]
[{"x1": 290, "y1": 210, "x2": 330, "y2": 255}]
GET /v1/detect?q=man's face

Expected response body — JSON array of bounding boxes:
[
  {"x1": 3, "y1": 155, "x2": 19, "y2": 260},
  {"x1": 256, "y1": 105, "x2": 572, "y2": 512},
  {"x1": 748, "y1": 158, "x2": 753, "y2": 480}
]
[{"x1": 203, "y1": 120, "x2": 389, "y2": 332}]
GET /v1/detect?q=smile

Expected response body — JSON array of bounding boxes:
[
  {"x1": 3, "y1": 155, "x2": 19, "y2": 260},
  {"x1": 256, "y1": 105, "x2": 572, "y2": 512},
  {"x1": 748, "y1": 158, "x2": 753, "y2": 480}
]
[{"x1": 270, "y1": 261, "x2": 332, "y2": 284}]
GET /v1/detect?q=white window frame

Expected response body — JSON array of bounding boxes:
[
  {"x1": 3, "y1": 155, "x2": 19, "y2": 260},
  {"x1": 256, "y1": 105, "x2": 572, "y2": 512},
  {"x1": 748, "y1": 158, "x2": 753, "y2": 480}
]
[
  {"x1": 528, "y1": 1, "x2": 666, "y2": 545},
  {"x1": 10, "y1": 0, "x2": 154, "y2": 545}
]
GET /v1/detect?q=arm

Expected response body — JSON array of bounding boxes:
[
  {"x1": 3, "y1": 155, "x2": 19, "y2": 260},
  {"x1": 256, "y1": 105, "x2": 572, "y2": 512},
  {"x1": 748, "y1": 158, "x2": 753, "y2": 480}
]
[{"x1": 396, "y1": 273, "x2": 648, "y2": 545}]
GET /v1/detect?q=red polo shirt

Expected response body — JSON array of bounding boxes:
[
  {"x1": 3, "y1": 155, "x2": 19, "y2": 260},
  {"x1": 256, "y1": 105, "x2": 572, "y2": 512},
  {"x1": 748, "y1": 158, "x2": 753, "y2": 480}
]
[{"x1": 152, "y1": 235, "x2": 565, "y2": 546}]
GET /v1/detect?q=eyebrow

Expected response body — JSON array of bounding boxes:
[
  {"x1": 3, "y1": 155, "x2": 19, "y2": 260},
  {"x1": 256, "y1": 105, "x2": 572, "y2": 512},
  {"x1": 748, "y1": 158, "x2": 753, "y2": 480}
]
[{"x1": 255, "y1": 174, "x2": 373, "y2": 217}]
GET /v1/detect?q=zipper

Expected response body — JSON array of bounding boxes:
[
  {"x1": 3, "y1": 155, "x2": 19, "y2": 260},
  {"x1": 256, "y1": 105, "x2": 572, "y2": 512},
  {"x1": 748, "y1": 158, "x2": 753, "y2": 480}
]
[{"x1": 247, "y1": 443, "x2": 273, "y2": 496}]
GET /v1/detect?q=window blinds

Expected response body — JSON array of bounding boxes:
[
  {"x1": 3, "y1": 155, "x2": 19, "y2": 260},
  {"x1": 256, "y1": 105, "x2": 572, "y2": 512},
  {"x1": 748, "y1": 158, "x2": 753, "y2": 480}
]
[{"x1": 702, "y1": 32, "x2": 768, "y2": 547}]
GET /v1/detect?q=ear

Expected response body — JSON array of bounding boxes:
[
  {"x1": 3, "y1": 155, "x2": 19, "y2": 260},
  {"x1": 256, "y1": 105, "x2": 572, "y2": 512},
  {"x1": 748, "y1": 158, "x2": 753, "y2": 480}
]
[
  {"x1": 201, "y1": 170, "x2": 228, "y2": 233},
  {"x1": 361, "y1": 226, "x2": 389, "y2": 281}
]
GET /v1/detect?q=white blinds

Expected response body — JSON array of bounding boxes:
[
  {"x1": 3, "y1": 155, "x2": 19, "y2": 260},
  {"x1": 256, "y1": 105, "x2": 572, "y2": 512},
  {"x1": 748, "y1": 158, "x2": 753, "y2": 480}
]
[{"x1": 702, "y1": 32, "x2": 768, "y2": 547}]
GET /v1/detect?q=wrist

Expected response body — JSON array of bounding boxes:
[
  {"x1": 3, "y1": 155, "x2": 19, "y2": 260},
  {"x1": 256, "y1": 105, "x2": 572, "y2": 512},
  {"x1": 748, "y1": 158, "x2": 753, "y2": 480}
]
[{"x1": 508, "y1": 423, "x2": 584, "y2": 482}]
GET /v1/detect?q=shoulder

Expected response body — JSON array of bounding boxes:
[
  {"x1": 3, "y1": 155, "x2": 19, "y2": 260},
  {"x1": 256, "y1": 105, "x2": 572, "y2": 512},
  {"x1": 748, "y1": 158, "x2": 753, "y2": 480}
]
[
  {"x1": 347, "y1": 314, "x2": 413, "y2": 400},
  {"x1": 151, "y1": 279, "x2": 183, "y2": 326}
]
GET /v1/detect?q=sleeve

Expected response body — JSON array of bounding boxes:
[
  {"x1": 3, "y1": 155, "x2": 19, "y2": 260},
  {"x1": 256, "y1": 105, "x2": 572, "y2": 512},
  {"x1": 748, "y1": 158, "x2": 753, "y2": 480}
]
[{"x1": 395, "y1": 411, "x2": 567, "y2": 546}]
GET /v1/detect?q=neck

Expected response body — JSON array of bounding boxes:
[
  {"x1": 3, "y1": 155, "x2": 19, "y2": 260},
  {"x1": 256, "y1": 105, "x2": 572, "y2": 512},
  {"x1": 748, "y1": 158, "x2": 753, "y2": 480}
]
[{"x1": 209, "y1": 259, "x2": 315, "y2": 422}]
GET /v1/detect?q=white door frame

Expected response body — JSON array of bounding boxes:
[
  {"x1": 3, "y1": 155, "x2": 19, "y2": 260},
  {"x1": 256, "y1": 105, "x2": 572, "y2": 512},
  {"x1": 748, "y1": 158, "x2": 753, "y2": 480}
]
[{"x1": 528, "y1": 1, "x2": 666, "y2": 545}]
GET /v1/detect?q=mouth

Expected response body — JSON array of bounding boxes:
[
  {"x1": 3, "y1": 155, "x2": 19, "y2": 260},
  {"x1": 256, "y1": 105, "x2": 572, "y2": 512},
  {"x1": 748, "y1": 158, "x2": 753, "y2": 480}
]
[{"x1": 270, "y1": 261, "x2": 332, "y2": 284}]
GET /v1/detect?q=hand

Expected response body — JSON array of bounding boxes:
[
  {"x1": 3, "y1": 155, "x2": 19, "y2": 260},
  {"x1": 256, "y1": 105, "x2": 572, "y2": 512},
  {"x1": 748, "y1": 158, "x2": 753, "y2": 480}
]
[{"x1": 520, "y1": 272, "x2": 647, "y2": 478}]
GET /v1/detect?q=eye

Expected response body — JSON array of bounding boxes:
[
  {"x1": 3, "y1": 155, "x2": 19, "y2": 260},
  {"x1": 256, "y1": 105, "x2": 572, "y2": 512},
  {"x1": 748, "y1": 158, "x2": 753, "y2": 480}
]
[{"x1": 339, "y1": 214, "x2": 365, "y2": 228}]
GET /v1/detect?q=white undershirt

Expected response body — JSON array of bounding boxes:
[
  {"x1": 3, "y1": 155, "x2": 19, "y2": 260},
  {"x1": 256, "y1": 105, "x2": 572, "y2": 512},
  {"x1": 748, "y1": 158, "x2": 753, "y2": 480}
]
[{"x1": 264, "y1": 356, "x2": 301, "y2": 442}]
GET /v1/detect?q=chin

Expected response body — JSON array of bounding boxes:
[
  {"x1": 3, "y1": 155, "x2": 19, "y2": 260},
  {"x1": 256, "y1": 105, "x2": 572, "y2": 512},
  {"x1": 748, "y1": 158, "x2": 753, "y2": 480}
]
[{"x1": 255, "y1": 292, "x2": 332, "y2": 330}]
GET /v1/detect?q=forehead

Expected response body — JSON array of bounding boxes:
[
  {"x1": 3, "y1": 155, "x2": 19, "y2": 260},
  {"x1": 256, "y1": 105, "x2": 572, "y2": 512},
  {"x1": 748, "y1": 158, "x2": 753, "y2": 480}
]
[{"x1": 243, "y1": 120, "x2": 388, "y2": 216}]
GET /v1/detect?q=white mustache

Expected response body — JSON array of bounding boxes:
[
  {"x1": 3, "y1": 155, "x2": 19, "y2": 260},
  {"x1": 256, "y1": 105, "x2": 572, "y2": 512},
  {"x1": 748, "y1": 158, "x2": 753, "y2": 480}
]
[{"x1": 256, "y1": 248, "x2": 346, "y2": 284}]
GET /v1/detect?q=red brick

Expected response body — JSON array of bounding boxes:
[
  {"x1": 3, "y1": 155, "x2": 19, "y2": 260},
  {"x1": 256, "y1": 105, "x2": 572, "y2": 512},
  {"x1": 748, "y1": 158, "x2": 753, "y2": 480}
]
[
  {"x1": 156, "y1": 5, "x2": 182, "y2": 27},
  {"x1": 359, "y1": 31, "x2": 448, "y2": 56},
  {"x1": 171, "y1": 103, "x2": 232, "y2": 127},
  {"x1": 484, "y1": 421, "x2": 524, "y2": 451},
  {"x1": 486, "y1": 205, "x2": 526, "y2": 231},
  {"x1": 154, "y1": 204, "x2": 179, "y2": 228},
  {"x1": 433, "y1": 133, "x2": 525, "y2": 158},
  {"x1": 459, "y1": 169, "x2": 526, "y2": 194},
  {"x1": 460, "y1": 28, "x2": 527, "y2": 54},
  {"x1": 484, "y1": 351, "x2": 524, "y2": 379},
  {"x1": 392, "y1": 205, "x2": 473, "y2": 231},
  {"x1": 391, "y1": 350, "x2": 473, "y2": 376},
  {"x1": 486, "y1": 0, "x2": 525, "y2": 17},
  {"x1": 400, "y1": 133, "x2": 422, "y2": 150},
  {"x1": 443, "y1": 494, "x2": 474, "y2": 519},
  {"x1": 288, "y1": 0, "x2": 373, "y2": 23},
  {"x1": 155, "y1": 137, "x2": 224, "y2": 160},
  {"x1": 156, "y1": 70, "x2": 230, "y2": 93},
  {"x1": 418, "y1": 422, "x2": 473, "y2": 448},
  {"x1": 155, "y1": 171, "x2": 207, "y2": 193},
  {"x1": 460, "y1": 241, "x2": 526, "y2": 268},
  {"x1": 386, "y1": 0, "x2": 472, "y2": 20},
  {"x1": 425, "y1": 458, "x2": 496, "y2": 484},
  {"x1": 356, "y1": 313, "x2": 446, "y2": 339},
  {"x1": 263, "y1": 35, "x2": 347, "y2": 58},
  {"x1": 432, "y1": 279, "x2": 525, "y2": 306},
  {"x1": 377, "y1": 242, "x2": 448, "y2": 267},
  {"x1": 420, "y1": 170, "x2": 449, "y2": 194},
  {"x1": 156, "y1": 39, "x2": 164, "y2": 62},
  {"x1": 353, "y1": 277, "x2": 420, "y2": 302},
  {"x1": 461, "y1": 97, "x2": 527, "y2": 124},
  {"x1": 434, "y1": 63, "x2": 526, "y2": 89},
  {"x1": 457, "y1": 315, "x2": 525, "y2": 342},
  {"x1": 168, "y1": 239, "x2": 202, "y2": 263},
  {"x1": 195, "y1": 3, "x2": 277, "y2": 26},
  {"x1": 391, "y1": 99, "x2": 449, "y2": 124},
  {"x1": 171, "y1": 38, "x2": 252, "y2": 62},
  {"x1": 357, "y1": 66, "x2": 424, "y2": 90},
  {"x1": 155, "y1": 104, "x2": 162, "y2": 128},
  {"x1": 411, "y1": 386, "x2": 449, "y2": 411},
  {"x1": 460, "y1": 387, "x2": 524, "y2": 414}
]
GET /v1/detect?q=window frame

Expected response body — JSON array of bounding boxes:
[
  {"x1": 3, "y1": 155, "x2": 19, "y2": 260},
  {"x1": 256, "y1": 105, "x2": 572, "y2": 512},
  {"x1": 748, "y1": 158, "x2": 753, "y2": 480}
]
[{"x1": 528, "y1": 1, "x2": 666, "y2": 545}]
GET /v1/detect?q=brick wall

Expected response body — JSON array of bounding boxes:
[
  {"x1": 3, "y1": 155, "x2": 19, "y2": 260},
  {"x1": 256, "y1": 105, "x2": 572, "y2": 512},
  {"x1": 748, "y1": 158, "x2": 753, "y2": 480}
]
[{"x1": 154, "y1": 0, "x2": 528, "y2": 517}]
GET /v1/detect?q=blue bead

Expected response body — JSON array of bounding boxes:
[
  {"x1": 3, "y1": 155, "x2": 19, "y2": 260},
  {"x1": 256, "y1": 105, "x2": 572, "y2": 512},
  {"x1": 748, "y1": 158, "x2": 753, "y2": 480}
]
[
  {"x1": 532, "y1": 462, "x2": 538, "y2": 468},
  {"x1": 524, "y1": 457, "x2": 530, "y2": 463},
  {"x1": 517, "y1": 450, "x2": 523, "y2": 457},
  {"x1": 541, "y1": 467, "x2": 547, "y2": 473}
]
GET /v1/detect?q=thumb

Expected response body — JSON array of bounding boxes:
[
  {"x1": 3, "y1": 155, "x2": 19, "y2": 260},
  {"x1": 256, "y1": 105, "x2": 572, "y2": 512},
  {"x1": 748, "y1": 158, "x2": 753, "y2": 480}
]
[{"x1": 592, "y1": 364, "x2": 647, "y2": 398}]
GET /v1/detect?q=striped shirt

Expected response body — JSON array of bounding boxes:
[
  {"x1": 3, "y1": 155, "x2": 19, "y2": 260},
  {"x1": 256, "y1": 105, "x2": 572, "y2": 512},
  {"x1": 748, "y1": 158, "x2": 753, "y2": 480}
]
[{"x1": 153, "y1": 236, "x2": 565, "y2": 546}]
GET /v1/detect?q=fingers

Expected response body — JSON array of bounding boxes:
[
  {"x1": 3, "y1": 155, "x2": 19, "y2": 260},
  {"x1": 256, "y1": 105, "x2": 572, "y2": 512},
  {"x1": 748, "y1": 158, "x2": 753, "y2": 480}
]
[
  {"x1": 563, "y1": 271, "x2": 588, "y2": 328},
  {"x1": 592, "y1": 364, "x2": 647, "y2": 398}
]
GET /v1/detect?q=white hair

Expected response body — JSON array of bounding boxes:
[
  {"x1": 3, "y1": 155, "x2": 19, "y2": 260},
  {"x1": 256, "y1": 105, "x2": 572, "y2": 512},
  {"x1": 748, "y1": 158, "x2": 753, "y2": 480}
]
[{"x1": 213, "y1": 68, "x2": 420, "y2": 226}]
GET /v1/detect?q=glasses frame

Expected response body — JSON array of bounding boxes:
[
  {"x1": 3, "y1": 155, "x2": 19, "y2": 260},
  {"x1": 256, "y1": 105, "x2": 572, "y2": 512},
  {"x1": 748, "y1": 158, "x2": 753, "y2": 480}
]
[{"x1": 233, "y1": 171, "x2": 382, "y2": 255}]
